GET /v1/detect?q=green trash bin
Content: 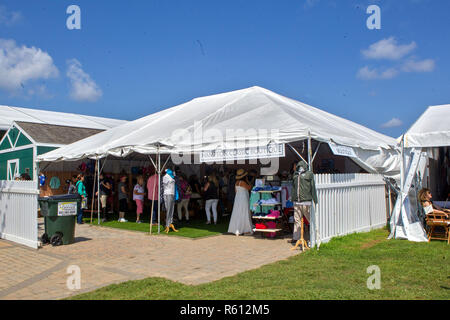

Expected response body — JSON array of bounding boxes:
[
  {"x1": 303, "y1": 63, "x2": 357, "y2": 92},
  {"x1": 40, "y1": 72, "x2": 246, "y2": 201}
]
[{"x1": 38, "y1": 194, "x2": 81, "y2": 246}]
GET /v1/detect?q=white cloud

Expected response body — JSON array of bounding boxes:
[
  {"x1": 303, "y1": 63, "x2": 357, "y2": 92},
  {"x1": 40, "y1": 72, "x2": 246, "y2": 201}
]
[
  {"x1": 362, "y1": 37, "x2": 417, "y2": 60},
  {"x1": 0, "y1": 39, "x2": 59, "y2": 92},
  {"x1": 357, "y1": 66, "x2": 398, "y2": 80},
  {"x1": 0, "y1": 6, "x2": 22, "y2": 26},
  {"x1": 66, "y1": 59, "x2": 103, "y2": 102},
  {"x1": 401, "y1": 58, "x2": 435, "y2": 72},
  {"x1": 381, "y1": 118, "x2": 403, "y2": 128}
]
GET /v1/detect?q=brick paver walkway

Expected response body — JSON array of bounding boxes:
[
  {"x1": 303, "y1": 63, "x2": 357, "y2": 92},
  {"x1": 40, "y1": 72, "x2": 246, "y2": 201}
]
[{"x1": 0, "y1": 220, "x2": 300, "y2": 300}]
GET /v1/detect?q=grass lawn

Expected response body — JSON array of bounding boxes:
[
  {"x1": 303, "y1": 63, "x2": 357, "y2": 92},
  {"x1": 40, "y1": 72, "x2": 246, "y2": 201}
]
[
  {"x1": 82, "y1": 212, "x2": 230, "y2": 238},
  {"x1": 69, "y1": 228, "x2": 450, "y2": 300}
]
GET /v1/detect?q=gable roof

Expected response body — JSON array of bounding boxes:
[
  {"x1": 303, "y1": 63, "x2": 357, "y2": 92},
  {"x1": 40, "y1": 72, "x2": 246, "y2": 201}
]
[
  {"x1": 38, "y1": 86, "x2": 398, "y2": 162},
  {"x1": 405, "y1": 104, "x2": 450, "y2": 148},
  {"x1": 0, "y1": 105, "x2": 127, "y2": 131},
  {"x1": 16, "y1": 121, "x2": 104, "y2": 146}
]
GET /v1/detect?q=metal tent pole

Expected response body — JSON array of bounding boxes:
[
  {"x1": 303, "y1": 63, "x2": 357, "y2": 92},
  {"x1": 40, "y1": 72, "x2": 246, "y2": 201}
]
[
  {"x1": 148, "y1": 154, "x2": 157, "y2": 235},
  {"x1": 90, "y1": 160, "x2": 98, "y2": 224},
  {"x1": 97, "y1": 159, "x2": 100, "y2": 225},
  {"x1": 395, "y1": 135, "x2": 406, "y2": 239},
  {"x1": 157, "y1": 146, "x2": 161, "y2": 234},
  {"x1": 308, "y1": 131, "x2": 320, "y2": 249},
  {"x1": 307, "y1": 132, "x2": 312, "y2": 170}
]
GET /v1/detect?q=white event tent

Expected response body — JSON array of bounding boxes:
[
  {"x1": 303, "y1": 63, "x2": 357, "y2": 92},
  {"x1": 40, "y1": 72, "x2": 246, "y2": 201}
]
[
  {"x1": 37, "y1": 86, "x2": 400, "y2": 174},
  {"x1": 37, "y1": 86, "x2": 401, "y2": 235},
  {"x1": 389, "y1": 104, "x2": 450, "y2": 242}
]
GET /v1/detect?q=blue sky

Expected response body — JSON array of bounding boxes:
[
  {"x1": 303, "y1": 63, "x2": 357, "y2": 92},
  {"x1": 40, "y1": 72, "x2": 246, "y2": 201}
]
[{"x1": 0, "y1": 0, "x2": 449, "y2": 138}]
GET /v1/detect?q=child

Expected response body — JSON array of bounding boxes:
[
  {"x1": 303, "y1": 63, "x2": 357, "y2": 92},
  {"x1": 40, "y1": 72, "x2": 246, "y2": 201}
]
[{"x1": 133, "y1": 175, "x2": 145, "y2": 223}]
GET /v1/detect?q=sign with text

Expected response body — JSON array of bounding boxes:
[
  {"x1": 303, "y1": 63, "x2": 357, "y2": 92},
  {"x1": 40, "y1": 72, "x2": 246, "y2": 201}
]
[
  {"x1": 328, "y1": 143, "x2": 357, "y2": 158},
  {"x1": 58, "y1": 202, "x2": 78, "y2": 216},
  {"x1": 200, "y1": 143, "x2": 285, "y2": 163}
]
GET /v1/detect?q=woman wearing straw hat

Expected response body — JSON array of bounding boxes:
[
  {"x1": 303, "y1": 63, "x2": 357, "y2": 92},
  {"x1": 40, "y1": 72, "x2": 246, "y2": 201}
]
[{"x1": 228, "y1": 169, "x2": 253, "y2": 236}]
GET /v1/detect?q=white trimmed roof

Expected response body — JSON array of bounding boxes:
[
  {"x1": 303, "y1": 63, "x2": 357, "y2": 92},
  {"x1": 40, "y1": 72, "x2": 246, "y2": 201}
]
[{"x1": 0, "y1": 105, "x2": 127, "y2": 131}]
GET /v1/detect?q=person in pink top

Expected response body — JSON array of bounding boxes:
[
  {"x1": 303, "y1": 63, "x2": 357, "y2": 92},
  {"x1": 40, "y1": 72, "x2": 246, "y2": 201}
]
[{"x1": 147, "y1": 170, "x2": 159, "y2": 225}]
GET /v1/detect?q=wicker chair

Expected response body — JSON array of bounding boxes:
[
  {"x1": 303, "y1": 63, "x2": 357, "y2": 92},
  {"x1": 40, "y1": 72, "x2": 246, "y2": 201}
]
[{"x1": 426, "y1": 212, "x2": 450, "y2": 244}]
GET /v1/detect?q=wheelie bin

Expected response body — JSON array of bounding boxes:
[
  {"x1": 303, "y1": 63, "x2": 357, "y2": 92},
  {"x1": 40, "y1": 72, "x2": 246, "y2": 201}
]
[{"x1": 38, "y1": 194, "x2": 81, "y2": 246}]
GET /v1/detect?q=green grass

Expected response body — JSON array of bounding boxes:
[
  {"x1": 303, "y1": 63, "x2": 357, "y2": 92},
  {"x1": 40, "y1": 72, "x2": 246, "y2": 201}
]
[
  {"x1": 69, "y1": 228, "x2": 450, "y2": 300},
  {"x1": 82, "y1": 212, "x2": 230, "y2": 238}
]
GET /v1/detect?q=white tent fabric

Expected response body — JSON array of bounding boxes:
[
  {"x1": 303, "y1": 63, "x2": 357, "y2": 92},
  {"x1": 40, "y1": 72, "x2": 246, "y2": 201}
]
[
  {"x1": 0, "y1": 105, "x2": 127, "y2": 131},
  {"x1": 37, "y1": 86, "x2": 400, "y2": 178},
  {"x1": 388, "y1": 148, "x2": 428, "y2": 242},
  {"x1": 389, "y1": 104, "x2": 450, "y2": 242},
  {"x1": 404, "y1": 104, "x2": 450, "y2": 148}
]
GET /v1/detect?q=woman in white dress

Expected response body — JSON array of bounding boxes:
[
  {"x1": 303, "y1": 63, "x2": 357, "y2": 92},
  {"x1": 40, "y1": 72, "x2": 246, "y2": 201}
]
[{"x1": 228, "y1": 169, "x2": 254, "y2": 236}]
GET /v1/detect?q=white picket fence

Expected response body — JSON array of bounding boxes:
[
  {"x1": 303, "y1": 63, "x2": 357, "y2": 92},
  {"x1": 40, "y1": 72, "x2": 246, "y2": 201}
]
[
  {"x1": 0, "y1": 180, "x2": 40, "y2": 249},
  {"x1": 310, "y1": 174, "x2": 387, "y2": 247}
]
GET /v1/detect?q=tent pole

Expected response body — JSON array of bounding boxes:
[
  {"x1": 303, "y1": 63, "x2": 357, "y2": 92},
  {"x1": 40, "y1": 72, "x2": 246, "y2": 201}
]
[
  {"x1": 90, "y1": 160, "x2": 98, "y2": 224},
  {"x1": 149, "y1": 154, "x2": 157, "y2": 235},
  {"x1": 308, "y1": 131, "x2": 321, "y2": 249},
  {"x1": 97, "y1": 159, "x2": 100, "y2": 225},
  {"x1": 388, "y1": 184, "x2": 392, "y2": 219},
  {"x1": 307, "y1": 132, "x2": 312, "y2": 171},
  {"x1": 157, "y1": 146, "x2": 161, "y2": 234},
  {"x1": 311, "y1": 142, "x2": 321, "y2": 164},
  {"x1": 395, "y1": 135, "x2": 406, "y2": 239},
  {"x1": 287, "y1": 144, "x2": 308, "y2": 164}
]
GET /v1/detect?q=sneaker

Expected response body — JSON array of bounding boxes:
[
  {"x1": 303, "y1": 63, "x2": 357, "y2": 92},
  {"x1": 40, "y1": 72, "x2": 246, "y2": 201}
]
[
  {"x1": 206, "y1": 221, "x2": 211, "y2": 225},
  {"x1": 136, "y1": 221, "x2": 142, "y2": 224}
]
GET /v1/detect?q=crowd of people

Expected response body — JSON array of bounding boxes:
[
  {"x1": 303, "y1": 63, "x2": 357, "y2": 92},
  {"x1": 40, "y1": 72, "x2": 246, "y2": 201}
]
[{"x1": 67, "y1": 165, "x2": 265, "y2": 234}]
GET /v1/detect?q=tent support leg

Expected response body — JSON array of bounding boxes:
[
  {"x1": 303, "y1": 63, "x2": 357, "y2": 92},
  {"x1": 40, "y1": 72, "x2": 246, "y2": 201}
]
[
  {"x1": 97, "y1": 159, "x2": 100, "y2": 225},
  {"x1": 148, "y1": 154, "x2": 157, "y2": 235},
  {"x1": 158, "y1": 147, "x2": 161, "y2": 234},
  {"x1": 287, "y1": 144, "x2": 308, "y2": 164},
  {"x1": 90, "y1": 160, "x2": 98, "y2": 224},
  {"x1": 311, "y1": 142, "x2": 321, "y2": 164}
]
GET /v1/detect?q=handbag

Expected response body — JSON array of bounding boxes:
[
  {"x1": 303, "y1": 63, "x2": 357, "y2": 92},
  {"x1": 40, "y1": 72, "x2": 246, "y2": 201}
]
[{"x1": 81, "y1": 198, "x2": 88, "y2": 209}]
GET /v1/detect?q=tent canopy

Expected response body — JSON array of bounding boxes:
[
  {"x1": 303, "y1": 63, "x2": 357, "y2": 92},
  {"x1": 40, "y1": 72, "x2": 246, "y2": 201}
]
[
  {"x1": 404, "y1": 104, "x2": 450, "y2": 148},
  {"x1": 37, "y1": 86, "x2": 400, "y2": 177}
]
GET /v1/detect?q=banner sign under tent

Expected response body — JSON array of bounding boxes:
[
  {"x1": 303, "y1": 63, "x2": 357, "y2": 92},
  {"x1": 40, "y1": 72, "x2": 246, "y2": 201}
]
[
  {"x1": 199, "y1": 143, "x2": 285, "y2": 163},
  {"x1": 328, "y1": 143, "x2": 357, "y2": 158}
]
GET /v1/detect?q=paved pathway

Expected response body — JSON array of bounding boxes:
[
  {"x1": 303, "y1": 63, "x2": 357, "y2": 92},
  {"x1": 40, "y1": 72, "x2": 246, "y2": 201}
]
[{"x1": 0, "y1": 220, "x2": 300, "y2": 300}]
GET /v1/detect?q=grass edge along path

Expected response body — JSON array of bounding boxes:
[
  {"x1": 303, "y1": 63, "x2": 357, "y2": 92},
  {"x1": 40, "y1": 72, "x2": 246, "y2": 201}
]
[
  {"x1": 69, "y1": 228, "x2": 450, "y2": 300},
  {"x1": 83, "y1": 216, "x2": 230, "y2": 239}
]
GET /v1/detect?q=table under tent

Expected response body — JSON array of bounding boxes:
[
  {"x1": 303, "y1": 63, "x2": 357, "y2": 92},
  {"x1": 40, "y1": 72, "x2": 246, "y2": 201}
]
[
  {"x1": 38, "y1": 86, "x2": 401, "y2": 247},
  {"x1": 389, "y1": 104, "x2": 450, "y2": 242}
]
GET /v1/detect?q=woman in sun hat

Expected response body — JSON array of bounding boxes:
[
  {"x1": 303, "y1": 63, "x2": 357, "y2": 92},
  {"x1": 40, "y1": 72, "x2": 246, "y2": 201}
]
[{"x1": 227, "y1": 169, "x2": 254, "y2": 236}]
